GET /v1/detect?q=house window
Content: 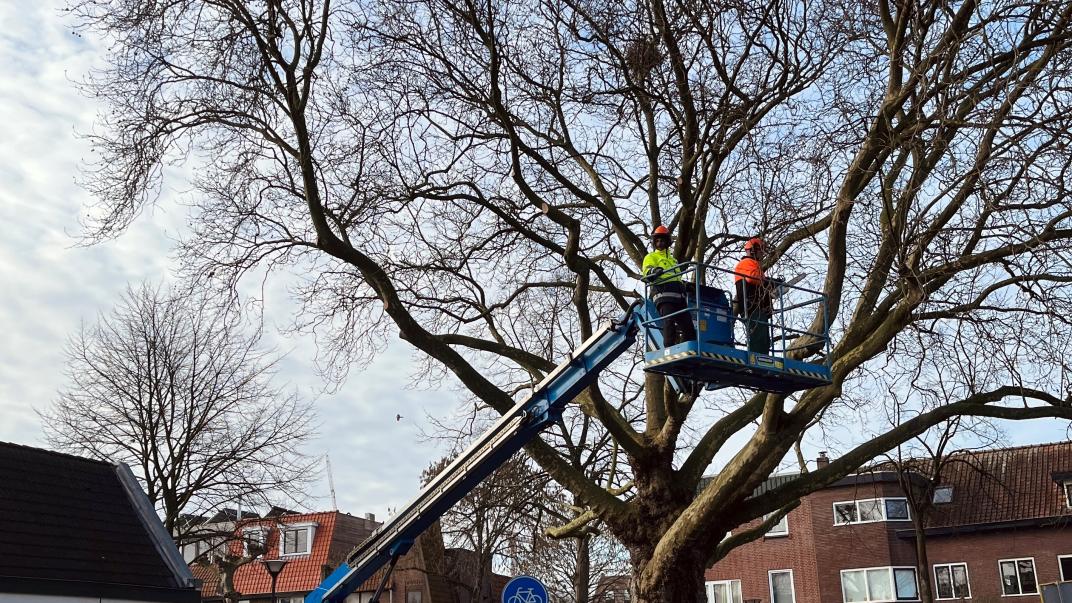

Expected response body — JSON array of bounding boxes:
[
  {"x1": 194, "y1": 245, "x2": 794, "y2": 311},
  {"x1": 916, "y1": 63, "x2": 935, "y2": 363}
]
[
  {"x1": 999, "y1": 558, "x2": 1038, "y2": 595},
  {"x1": 242, "y1": 528, "x2": 266, "y2": 557},
  {"x1": 932, "y1": 486, "x2": 954, "y2": 504},
  {"x1": 1059, "y1": 555, "x2": 1072, "y2": 581},
  {"x1": 765, "y1": 512, "x2": 789, "y2": 537},
  {"x1": 706, "y1": 579, "x2": 743, "y2": 603},
  {"x1": 833, "y1": 498, "x2": 911, "y2": 525},
  {"x1": 1064, "y1": 482, "x2": 1072, "y2": 509},
  {"x1": 281, "y1": 523, "x2": 316, "y2": 556},
  {"x1": 769, "y1": 570, "x2": 796, "y2": 603},
  {"x1": 841, "y1": 567, "x2": 918, "y2": 602},
  {"x1": 407, "y1": 591, "x2": 422, "y2": 603},
  {"x1": 933, "y1": 563, "x2": 970, "y2": 599}
]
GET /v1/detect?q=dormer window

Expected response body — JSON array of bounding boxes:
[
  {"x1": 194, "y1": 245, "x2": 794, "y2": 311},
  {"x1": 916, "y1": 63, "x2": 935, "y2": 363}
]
[
  {"x1": 281, "y1": 522, "x2": 317, "y2": 556},
  {"x1": 1064, "y1": 481, "x2": 1072, "y2": 509},
  {"x1": 932, "y1": 486, "x2": 954, "y2": 504},
  {"x1": 242, "y1": 527, "x2": 267, "y2": 557}
]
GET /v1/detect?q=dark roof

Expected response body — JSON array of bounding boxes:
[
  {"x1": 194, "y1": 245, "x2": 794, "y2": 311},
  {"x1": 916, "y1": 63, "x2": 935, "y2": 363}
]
[
  {"x1": 924, "y1": 441, "x2": 1072, "y2": 529},
  {"x1": 263, "y1": 505, "x2": 298, "y2": 518},
  {"x1": 0, "y1": 442, "x2": 198, "y2": 602},
  {"x1": 698, "y1": 471, "x2": 801, "y2": 498},
  {"x1": 206, "y1": 508, "x2": 261, "y2": 523}
]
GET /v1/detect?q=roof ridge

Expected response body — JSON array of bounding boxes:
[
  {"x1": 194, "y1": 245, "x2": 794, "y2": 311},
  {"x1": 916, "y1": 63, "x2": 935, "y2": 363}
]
[{"x1": 0, "y1": 441, "x2": 113, "y2": 467}]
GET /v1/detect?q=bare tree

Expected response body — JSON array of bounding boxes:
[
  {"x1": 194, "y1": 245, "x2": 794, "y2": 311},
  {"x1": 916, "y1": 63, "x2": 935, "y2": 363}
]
[
  {"x1": 423, "y1": 453, "x2": 545, "y2": 602},
  {"x1": 882, "y1": 418, "x2": 1003, "y2": 603},
  {"x1": 40, "y1": 283, "x2": 318, "y2": 548},
  {"x1": 68, "y1": 0, "x2": 1072, "y2": 600}
]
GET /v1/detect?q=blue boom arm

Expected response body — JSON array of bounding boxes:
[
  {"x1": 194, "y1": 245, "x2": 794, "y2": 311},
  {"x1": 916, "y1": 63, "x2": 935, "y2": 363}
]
[{"x1": 305, "y1": 302, "x2": 649, "y2": 603}]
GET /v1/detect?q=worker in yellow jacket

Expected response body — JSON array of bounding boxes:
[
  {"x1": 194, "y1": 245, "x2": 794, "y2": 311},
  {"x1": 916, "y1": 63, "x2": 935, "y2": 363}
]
[{"x1": 642, "y1": 225, "x2": 696, "y2": 346}]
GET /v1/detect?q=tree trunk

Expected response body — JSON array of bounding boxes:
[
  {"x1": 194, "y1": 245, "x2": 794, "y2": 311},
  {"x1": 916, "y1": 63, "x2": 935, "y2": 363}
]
[
  {"x1": 914, "y1": 522, "x2": 934, "y2": 603},
  {"x1": 574, "y1": 532, "x2": 591, "y2": 603},
  {"x1": 630, "y1": 548, "x2": 708, "y2": 603}
]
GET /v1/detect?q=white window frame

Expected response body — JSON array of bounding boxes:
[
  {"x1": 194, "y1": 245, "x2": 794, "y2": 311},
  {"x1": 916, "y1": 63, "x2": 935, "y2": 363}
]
[
  {"x1": 1064, "y1": 481, "x2": 1072, "y2": 509},
  {"x1": 769, "y1": 569, "x2": 796, "y2": 603},
  {"x1": 840, "y1": 566, "x2": 919, "y2": 602},
  {"x1": 765, "y1": 512, "x2": 789, "y2": 537},
  {"x1": 241, "y1": 527, "x2": 267, "y2": 557},
  {"x1": 280, "y1": 521, "x2": 318, "y2": 556},
  {"x1": 832, "y1": 498, "x2": 912, "y2": 525},
  {"x1": 932, "y1": 562, "x2": 971, "y2": 600},
  {"x1": 706, "y1": 579, "x2": 743, "y2": 603},
  {"x1": 1059, "y1": 555, "x2": 1072, "y2": 582},
  {"x1": 998, "y1": 557, "x2": 1038, "y2": 596}
]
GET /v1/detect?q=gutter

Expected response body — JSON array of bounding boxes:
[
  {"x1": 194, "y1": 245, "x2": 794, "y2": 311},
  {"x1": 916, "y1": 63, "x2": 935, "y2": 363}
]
[{"x1": 895, "y1": 515, "x2": 1072, "y2": 539}]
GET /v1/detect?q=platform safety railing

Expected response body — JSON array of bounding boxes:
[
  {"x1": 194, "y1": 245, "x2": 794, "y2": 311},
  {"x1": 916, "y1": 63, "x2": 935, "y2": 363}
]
[{"x1": 641, "y1": 261, "x2": 831, "y2": 366}]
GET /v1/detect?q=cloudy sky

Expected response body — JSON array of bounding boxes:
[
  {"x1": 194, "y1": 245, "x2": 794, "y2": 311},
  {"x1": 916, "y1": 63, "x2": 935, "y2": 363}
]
[
  {"x1": 0, "y1": 0, "x2": 1068, "y2": 524},
  {"x1": 0, "y1": 0, "x2": 449, "y2": 520}
]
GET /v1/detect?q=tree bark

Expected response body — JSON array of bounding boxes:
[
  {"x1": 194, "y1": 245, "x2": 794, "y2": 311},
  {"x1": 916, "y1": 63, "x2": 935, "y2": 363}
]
[
  {"x1": 574, "y1": 532, "x2": 591, "y2": 603},
  {"x1": 915, "y1": 522, "x2": 934, "y2": 603},
  {"x1": 630, "y1": 545, "x2": 708, "y2": 603}
]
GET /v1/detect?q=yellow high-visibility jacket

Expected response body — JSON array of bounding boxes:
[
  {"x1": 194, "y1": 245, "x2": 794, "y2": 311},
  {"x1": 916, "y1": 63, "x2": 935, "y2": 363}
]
[{"x1": 642, "y1": 249, "x2": 683, "y2": 284}]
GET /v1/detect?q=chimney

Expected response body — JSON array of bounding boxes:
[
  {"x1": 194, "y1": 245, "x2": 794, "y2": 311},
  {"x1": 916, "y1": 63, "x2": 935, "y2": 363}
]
[
  {"x1": 816, "y1": 451, "x2": 830, "y2": 469},
  {"x1": 364, "y1": 512, "x2": 376, "y2": 522}
]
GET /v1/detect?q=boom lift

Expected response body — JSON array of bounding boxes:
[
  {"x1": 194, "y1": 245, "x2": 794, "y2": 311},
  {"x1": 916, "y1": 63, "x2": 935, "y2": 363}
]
[{"x1": 305, "y1": 263, "x2": 831, "y2": 603}]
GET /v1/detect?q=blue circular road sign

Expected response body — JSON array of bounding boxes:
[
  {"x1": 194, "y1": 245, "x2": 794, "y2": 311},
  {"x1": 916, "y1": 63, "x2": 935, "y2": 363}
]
[{"x1": 502, "y1": 575, "x2": 548, "y2": 603}]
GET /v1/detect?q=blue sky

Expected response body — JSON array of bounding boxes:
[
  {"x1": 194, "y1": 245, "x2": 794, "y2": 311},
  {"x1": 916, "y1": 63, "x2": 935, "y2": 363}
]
[{"x1": 0, "y1": 0, "x2": 1067, "y2": 524}]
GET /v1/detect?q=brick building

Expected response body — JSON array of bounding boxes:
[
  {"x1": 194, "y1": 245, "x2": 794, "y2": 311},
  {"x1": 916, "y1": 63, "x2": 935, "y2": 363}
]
[
  {"x1": 191, "y1": 509, "x2": 506, "y2": 603},
  {"x1": 705, "y1": 441, "x2": 1072, "y2": 603}
]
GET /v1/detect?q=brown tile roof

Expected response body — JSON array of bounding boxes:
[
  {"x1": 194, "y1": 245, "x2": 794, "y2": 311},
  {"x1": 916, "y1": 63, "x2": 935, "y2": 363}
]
[
  {"x1": 190, "y1": 563, "x2": 221, "y2": 598},
  {"x1": 924, "y1": 441, "x2": 1072, "y2": 529}
]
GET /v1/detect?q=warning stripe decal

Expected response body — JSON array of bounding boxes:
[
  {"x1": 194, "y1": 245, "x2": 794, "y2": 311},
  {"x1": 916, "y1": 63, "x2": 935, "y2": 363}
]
[{"x1": 646, "y1": 350, "x2": 698, "y2": 366}]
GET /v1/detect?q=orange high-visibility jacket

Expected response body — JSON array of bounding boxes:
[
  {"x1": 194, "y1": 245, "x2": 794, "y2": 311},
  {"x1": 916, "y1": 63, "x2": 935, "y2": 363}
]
[{"x1": 734, "y1": 256, "x2": 771, "y2": 315}]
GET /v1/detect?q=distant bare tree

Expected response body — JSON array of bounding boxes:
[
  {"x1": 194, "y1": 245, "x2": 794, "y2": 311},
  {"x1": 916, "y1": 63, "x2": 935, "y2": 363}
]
[
  {"x1": 40, "y1": 283, "x2": 318, "y2": 548},
  {"x1": 423, "y1": 453, "x2": 544, "y2": 602}
]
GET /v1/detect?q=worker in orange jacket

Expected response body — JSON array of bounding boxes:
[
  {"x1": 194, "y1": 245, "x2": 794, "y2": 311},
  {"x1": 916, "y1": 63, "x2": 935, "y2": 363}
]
[
  {"x1": 642, "y1": 225, "x2": 696, "y2": 347},
  {"x1": 734, "y1": 237, "x2": 773, "y2": 354}
]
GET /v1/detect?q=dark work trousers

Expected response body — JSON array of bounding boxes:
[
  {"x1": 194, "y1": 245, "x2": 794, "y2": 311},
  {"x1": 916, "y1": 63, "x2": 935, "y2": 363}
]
[
  {"x1": 652, "y1": 282, "x2": 697, "y2": 346},
  {"x1": 744, "y1": 309, "x2": 772, "y2": 354}
]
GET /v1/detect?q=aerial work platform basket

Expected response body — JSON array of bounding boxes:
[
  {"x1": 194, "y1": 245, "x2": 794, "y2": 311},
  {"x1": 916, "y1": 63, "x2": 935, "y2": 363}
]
[{"x1": 641, "y1": 261, "x2": 832, "y2": 394}]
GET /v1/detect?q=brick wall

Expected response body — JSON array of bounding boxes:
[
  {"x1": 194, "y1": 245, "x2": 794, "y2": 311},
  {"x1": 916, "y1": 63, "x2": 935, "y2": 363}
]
[
  {"x1": 708, "y1": 479, "x2": 918, "y2": 602},
  {"x1": 809, "y1": 480, "x2": 917, "y2": 601},
  {"x1": 706, "y1": 478, "x2": 1072, "y2": 603},
  {"x1": 926, "y1": 526, "x2": 1072, "y2": 602},
  {"x1": 706, "y1": 492, "x2": 820, "y2": 602}
]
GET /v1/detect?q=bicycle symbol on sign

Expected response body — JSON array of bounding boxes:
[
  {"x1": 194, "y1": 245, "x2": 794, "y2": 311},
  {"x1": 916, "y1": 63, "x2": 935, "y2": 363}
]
[{"x1": 507, "y1": 588, "x2": 544, "y2": 603}]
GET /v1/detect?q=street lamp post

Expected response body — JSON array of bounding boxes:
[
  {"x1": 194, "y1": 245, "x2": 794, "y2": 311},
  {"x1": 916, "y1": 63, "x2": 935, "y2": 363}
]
[{"x1": 261, "y1": 558, "x2": 289, "y2": 603}]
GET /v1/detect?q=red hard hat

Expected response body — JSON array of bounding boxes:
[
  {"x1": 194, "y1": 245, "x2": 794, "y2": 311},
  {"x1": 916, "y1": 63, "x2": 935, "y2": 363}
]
[
  {"x1": 653, "y1": 225, "x2": 670, "y2": 236},
  {"x1": 744, "y1": 237, "x2": 765, "y2": 251}
]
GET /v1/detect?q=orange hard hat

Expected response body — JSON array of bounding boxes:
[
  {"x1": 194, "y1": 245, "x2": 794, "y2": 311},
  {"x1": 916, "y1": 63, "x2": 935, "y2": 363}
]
[
  {"x1": 744, "y1": 237, "x2": 765, "y2": 251},
  {"x1": 653, "y1": 225, "x2": 670, "y2": 237}
]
